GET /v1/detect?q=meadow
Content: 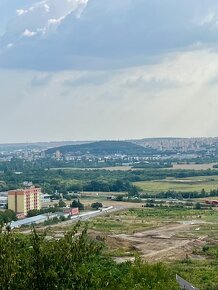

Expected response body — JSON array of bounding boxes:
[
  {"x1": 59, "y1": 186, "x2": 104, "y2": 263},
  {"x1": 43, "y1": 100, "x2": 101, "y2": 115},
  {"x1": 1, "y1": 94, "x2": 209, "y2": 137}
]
[
  {"x1": 87, "y1": 207, "x2": 218, "y2": 234},
  {"x1": 134, "y1": 175, "x2": 218, "y2": 193},
  {"x1": 172, "y1": 163, "x2": 218, "y2": 170}
]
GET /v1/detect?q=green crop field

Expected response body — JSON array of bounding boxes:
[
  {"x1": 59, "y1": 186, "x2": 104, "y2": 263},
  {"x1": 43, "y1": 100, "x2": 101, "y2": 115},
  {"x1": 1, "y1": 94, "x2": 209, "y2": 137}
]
[{"x1": 134, "y1": 175, "x2": 218, "y2": 193}]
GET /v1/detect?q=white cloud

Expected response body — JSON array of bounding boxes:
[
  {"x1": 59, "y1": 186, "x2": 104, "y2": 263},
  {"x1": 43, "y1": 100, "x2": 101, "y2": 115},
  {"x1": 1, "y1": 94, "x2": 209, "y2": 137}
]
[
  {"x1": 120, "y1": 49, "x2": 218, "y2": 88},
  {"x1": 1, "y1": 49, "x2": 218, "y2": 142},
  {"x1": 22, "y1": 29, "x2": 37, "y2": 37},
  {"x1": 48, "y1": 15, "x2": 67, "y2": 26},
  {"x1": 199, "y1": 13, "x2": 215, "y2": 25},
  {"x1": 16, "y1": 9, "x2": 28, "y2": 16},
  {"x1": 4, "y1": 0, "x2": 218, "y2": 72},
  {"x1": 9, "y1": 0, "x2": 89, "y2": 42},
  {"x1": 16, "y1": 1, "x2": 48, "y2": 16},
  {"x1": 2, "y1": 1, "x2": 218, "y2": 141},
  {"x1": 44, "y1": 4, "x2": 50, "y2": 12}
]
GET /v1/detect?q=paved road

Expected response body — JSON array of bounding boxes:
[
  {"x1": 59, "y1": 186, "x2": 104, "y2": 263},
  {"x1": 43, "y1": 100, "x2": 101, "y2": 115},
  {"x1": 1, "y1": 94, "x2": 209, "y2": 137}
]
[
  {"x1": 19, "y1": 205, "x2": 126, "y2": 233},
  {"x1": 70, "y1": 205, "x2": 126, "y2": 222}
]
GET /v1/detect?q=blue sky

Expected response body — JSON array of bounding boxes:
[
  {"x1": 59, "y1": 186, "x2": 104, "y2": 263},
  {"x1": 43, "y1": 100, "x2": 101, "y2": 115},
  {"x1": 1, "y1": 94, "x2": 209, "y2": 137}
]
[{"x1": 1, "y1": 0, "x2": 218, "y2": 142}]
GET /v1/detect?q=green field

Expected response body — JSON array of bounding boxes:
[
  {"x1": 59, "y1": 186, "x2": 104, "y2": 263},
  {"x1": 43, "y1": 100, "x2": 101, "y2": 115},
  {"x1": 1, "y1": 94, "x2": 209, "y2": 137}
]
[
  {"x1": 87, "y1": 208, "x2": 218, "y2": 234},
  {"x1": 134, "y1": 175, "x2": 218, "y2": 193}
]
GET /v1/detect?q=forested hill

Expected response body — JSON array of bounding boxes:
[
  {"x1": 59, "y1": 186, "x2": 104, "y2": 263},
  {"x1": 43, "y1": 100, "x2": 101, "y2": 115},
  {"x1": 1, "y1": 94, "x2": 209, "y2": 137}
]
[{"x1": 46, "y1": 141, "x2": 157, "y2": 156}]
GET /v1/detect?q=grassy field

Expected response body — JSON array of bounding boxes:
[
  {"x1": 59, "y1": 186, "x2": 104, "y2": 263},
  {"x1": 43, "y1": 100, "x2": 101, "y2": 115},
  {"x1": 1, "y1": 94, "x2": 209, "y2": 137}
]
[
  {"x1": 126, "y1": 207, "x2": 218, "y2": 224},
  {"x1": 88, "y1": 212, "x2": 158, "y2": 234},
  {"x1": 87, "y1": 207, "x2": 218, "y2": 234},
  {"x1": 172, "y1": 245, "x2": 218, "y2": 290},
  {"x1": 172, "y1": 163, "x2": 218, "y2": 170},
  {"x1": 134, "y1": 175, "x2": 218, "y2": 193}
]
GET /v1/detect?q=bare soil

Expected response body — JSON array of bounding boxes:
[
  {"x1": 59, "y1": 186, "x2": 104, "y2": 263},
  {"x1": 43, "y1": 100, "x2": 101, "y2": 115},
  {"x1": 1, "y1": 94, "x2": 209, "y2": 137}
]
[{"x1": 104, "y1": 222, "x2": 207, "y2": 262}]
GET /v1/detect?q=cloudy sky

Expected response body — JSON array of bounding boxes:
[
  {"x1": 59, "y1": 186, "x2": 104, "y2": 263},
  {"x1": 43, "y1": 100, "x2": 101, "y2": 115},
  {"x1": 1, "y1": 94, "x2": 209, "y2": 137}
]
[{"x1": 1, "y1": 0, "x2": 218, "y2": 142}]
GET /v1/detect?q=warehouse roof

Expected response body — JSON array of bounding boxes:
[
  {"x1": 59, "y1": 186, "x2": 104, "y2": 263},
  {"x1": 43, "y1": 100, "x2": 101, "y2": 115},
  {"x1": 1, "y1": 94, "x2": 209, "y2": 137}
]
[{"x1": 10, "y1": 214, "x2": 48, "y2": 228}]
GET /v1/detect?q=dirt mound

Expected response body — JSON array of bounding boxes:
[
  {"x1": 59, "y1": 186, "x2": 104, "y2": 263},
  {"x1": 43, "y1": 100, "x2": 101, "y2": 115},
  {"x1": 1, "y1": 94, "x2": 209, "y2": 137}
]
[{"x1": 89, "y1": 230, "x2": 138, "y2": 252}]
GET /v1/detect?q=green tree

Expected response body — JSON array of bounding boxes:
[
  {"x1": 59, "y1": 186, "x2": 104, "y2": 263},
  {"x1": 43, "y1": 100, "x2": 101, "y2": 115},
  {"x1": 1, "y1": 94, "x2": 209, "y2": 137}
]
[
  {"x1": 27, "y1": 209, "x2": 40, "y2": 217},
  {"x1": 194, "y1": 202, "x2": 202, "y2": 210},
  {"x1": 201, "y1": 188, "x2": 206, "y2": 197},
  {"x1": 71, "y1": 200, "x2": 79, "y2": 208},
  {"x1": 71, "y1": 199, "x2": 84, "y2": 210},
  {"x1": 58, "y1": 200, "x2": 66, "y2": 208},
  {"x1": 114, "y1": 195, "x2": 124, "y2": 201},
  {"x1": 91, "y1": 202, "x2": 103, "y2": 210},
  {"x1": 77, "y1": 199, "x2": 84, "y2": 210},
  {"x1": 0, "y1": 223, "x2": 180, "y2": 290},
  {"x1": 128, "y1": 186, "x2": 139, "y2": 197},
  {"x1": 0, "y1": 209, "x2": 17, "y2": 223}
]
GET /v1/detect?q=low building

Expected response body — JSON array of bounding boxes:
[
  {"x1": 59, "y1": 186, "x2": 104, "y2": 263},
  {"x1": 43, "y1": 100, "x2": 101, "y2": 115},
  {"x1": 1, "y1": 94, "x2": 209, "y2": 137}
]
[
  {"x1": 10, "y1": 214, "x2": 48, "y2": 229},
  {"x1": 8, "y1": 186, "x2": 41, "y2": 216},
  {"x1": 64, "y1": 207, "x2": 79, "y2": 216},
  {"x1": 41, "y1": 194, "x2": 52, "y2": 203},
  {"x1": 0, "y1": 192, "x2": 8, "y2": 208},
  {"x1": 205, "y1": 200, "x2": 218, "y2": 206},
  {"x1": 0, "y1": 197, "x2": 7, "y2": 208}
]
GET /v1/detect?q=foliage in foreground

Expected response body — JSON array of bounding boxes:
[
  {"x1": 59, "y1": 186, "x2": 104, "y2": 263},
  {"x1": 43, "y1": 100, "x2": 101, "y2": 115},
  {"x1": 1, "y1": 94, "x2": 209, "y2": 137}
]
[
  {"x1": 173, "y1": 253, "x2": 218, "y2": 290},
  {"x1": 0, "y1": 209, "x2": 17, "y2": 224},
  {"x1": 0, "y1": 223, "x2": 179, "y2": 290}
]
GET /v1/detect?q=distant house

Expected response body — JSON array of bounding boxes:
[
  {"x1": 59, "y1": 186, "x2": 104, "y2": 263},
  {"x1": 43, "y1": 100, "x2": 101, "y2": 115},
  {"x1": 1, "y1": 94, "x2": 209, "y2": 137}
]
[
  {"x1": 41, "y1": 194, "x2": 52, "y2": 203},
  {"x1": 0, "y1": 192, "x2": 7, "y2": 208}
]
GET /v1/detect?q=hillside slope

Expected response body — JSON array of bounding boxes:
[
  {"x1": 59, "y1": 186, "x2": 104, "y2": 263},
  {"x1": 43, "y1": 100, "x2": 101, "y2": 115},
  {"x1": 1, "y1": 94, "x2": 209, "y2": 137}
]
[{"x1": 46, "y1": 140, "x2": 156, "y2": 156}]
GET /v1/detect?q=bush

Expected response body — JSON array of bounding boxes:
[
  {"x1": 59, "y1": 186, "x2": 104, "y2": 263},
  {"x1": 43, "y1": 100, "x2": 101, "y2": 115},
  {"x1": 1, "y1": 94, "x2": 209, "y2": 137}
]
[
  {"x1": 71, "y1": 199, "x2": 84, "y2": 210},
  {"x1": 194, "y1": 202, "x2": 202, "y2": 210},
  {"x1": 0, "y1": 223, "x2": 179, "y2": 290},
  {"x1": 0, "y1": 209, "x2": 17, "y2": 223},
  {"x1": 58, "y1": 200, "x2": 66, "y2": 208},
  {"x1": 91, "y1": 202, "x2": 103, "y2": 210}
]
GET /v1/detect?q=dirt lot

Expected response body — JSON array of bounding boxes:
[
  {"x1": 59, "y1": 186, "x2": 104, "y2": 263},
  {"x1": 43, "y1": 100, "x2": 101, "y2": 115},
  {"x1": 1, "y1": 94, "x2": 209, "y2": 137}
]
[
  {"x1": 104, "y1": 221, "x2": 208, "y2": 262},
  {"x1": 20, "y1": 203, "x2": 218, "y2": 265},
  {"x1": 27, "y1": 217, "x2": 211, "y2": 263}
]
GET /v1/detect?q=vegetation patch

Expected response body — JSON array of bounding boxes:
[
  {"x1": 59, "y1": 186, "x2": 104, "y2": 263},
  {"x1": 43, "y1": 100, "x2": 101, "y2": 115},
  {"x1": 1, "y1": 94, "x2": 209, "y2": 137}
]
[{"x1": 0, "y1": 223, "x2": 179, "y2": 290}]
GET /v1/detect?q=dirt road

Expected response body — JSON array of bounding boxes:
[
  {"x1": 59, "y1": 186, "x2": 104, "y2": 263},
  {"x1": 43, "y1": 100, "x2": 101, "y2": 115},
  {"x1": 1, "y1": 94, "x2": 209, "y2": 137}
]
[{"x1": 111, "y1": 221, "x2": 207, "y2": 262}]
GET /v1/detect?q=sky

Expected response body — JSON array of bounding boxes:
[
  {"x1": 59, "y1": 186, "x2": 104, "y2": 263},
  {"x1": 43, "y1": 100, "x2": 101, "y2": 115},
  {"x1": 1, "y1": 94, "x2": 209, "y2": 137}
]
[{"x1": 1, "y1": 0, "x2": 218, "y2": 142}]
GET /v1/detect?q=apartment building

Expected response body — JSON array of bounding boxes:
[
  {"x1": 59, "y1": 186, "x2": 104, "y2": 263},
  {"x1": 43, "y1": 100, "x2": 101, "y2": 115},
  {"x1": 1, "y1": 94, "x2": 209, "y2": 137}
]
[{"x1": 8, "y1": 186, "x2": 41, "y2": 216}]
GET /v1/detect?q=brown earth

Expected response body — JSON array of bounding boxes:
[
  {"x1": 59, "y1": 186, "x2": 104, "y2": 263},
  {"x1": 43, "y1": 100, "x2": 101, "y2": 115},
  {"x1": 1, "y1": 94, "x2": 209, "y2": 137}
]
[{"x1": 91, "y1": 222, "x2": 208, "y2": 263}]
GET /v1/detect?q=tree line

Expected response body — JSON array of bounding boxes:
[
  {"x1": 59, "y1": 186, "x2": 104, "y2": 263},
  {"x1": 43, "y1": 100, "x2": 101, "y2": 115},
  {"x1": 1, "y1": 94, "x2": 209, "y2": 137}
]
[
  {"x1": 141, "y1": 188, "x2": 218, "y2": 199},
  {"x1": 1, "y1": 162, "x2": 218, "y2": 195}
]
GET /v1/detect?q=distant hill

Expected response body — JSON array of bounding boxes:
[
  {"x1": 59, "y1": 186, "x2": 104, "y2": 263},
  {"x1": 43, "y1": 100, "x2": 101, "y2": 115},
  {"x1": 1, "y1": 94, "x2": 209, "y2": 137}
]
[
  {"x1": 46, "y1": 140, "x2": 157, "y2": 156},
  {"x1": 0, "y1": 141, "x2": 90, "y2": 152}
]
